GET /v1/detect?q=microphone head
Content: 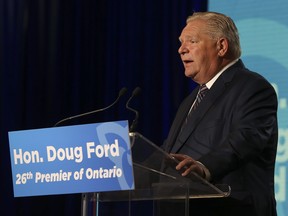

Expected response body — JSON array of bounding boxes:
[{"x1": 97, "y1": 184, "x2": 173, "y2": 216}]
[
  {"x1": 132, "y1": 87, "x2": 141, "y2": 96},
  {"x1": 119, "y1": 87, "x2": 128, "y2": 97}
]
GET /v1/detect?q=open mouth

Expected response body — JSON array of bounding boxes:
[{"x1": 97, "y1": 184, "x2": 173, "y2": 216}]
[{"x1": 183, "y1": 60, "x2": 193, "y2": 65}]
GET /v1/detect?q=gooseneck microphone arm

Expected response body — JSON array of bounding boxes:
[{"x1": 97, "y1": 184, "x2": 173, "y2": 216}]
[
  {"x1": 54, "y1": 87, "x2": 127, "y2": 127},
  {"x1": 126, "y1": 87, "x2": 141, "y2": 132}
]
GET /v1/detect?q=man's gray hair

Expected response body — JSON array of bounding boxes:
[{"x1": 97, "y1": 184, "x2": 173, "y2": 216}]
[{"x1": 187, "y1": 12, "x2": 241, "y2": 58}]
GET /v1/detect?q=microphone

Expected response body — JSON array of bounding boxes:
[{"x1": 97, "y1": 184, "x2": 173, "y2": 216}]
[
  {"x1": 126, "y1": 87, "x2": 141, "y2": 132},
  {"x1": 54, "y1": 87, "x2": 127, "y2": 127}
]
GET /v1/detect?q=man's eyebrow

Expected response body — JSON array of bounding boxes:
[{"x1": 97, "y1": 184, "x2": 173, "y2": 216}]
[{"x1": 179, "y1": 35, "x2": 195, "y2": 42}]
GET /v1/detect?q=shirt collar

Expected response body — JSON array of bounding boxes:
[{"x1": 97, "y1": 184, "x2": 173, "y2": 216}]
[{"x1": 205, "y1": 58, "x2": 239, "y2": 89}]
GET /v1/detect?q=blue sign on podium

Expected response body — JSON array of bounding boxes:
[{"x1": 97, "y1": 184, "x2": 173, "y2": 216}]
[{"x1": 8, "y1": 120, "x2": 134, "y2": 197}]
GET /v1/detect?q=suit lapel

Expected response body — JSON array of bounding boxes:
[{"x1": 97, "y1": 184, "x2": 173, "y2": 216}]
[
  {"x1": 169, "y1": 60, "x2": 244, "y2": 153},
  {"x1": 165, "y1": 89, "x2": 198, "y2": 152},
  {"x1": 170, "y1": 86, "x2": 225, "y2": 153}
]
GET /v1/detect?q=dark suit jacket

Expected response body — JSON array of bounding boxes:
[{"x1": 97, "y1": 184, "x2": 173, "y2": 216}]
[{"x1": 164, "y1": 60, "x2": 278, "y2": 216}]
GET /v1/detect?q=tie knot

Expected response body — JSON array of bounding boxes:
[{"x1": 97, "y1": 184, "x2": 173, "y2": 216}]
[
  {"x1": 199, "y1": 84, "x2": 208, "y2": 92},
  {"x1": 198, "y1": 85, "x2": 208, "y2": 97}
]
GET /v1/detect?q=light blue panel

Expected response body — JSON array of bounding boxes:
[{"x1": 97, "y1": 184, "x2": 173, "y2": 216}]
[
  {"x1": 8, "y1": 120, "x2": 134, "y2": 197},
  {"x1": 209, "y1": 1, "x2": 288, "y2": 215}
]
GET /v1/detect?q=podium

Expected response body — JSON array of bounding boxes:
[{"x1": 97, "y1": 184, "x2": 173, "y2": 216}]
[{"x1": 81, "y1": 132, "x2": 230, "y2": 216}]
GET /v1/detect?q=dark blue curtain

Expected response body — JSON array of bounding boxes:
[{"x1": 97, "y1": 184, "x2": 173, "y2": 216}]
[{"x1": 0, "y1": 0, "x2": 207, "y2": 215}]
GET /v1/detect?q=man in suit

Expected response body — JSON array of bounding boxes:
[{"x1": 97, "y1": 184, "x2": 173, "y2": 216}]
[{"x1": 163, "y1": 12, "x2": 278, "y2": 216}]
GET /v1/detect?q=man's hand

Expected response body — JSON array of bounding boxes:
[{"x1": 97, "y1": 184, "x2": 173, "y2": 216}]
[{"x1": 170, "y1": 153, "x2": 206, "y2": 178}]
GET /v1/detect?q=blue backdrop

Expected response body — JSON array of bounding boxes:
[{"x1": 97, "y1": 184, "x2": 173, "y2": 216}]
[{"x1": 209, "y1": 0, "x2": 288, "y2": 215}]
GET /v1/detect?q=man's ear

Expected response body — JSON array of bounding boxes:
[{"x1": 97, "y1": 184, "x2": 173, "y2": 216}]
[{"x1": 217, "y1": 38, "x2": 228, "y2": 57}]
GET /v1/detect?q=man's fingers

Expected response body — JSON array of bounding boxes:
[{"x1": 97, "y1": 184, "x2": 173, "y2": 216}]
[
  {"x1": 170, "y1": 153, "x2": 187, "y2": 161},
  {"x1": 180, "y1": 164, "x2": 200, "y2": 176},
  {"x1": 170, "y1": 154, "x2": 203, "y2": 177},
  {"x1": 176, "y1": 158, "x2": 196, "y2": 170}
]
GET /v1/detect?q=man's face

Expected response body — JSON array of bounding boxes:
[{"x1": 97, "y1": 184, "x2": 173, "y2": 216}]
[{"x1": 178, "y1": 20, "x2": 220, "y2": 84}]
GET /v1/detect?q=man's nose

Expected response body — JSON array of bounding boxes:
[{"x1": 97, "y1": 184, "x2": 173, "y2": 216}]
[{"x1": 178, "y1": 43, "x2": 188, "y2": 55}]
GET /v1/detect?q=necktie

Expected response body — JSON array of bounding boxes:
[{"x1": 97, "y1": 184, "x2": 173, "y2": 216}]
[
  {"x1": 182, "y1": 84, "x2": 208, "y2": 128},
  {"x1": 191, "y1": 84, "x2": 208, "y2": 111}
]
